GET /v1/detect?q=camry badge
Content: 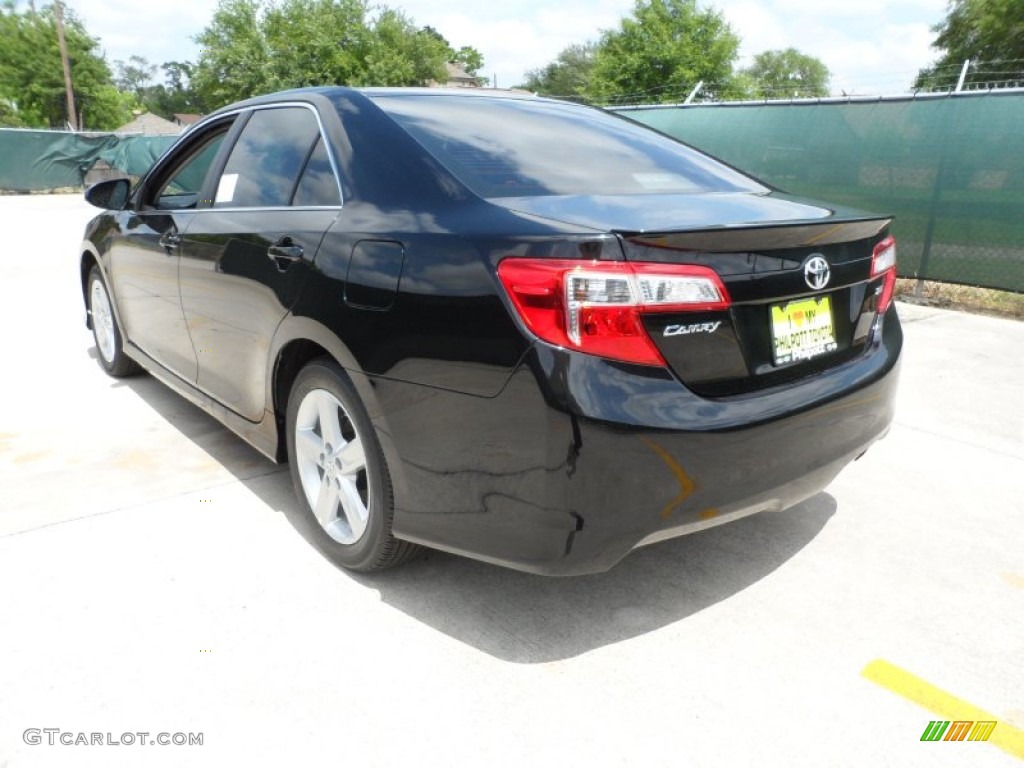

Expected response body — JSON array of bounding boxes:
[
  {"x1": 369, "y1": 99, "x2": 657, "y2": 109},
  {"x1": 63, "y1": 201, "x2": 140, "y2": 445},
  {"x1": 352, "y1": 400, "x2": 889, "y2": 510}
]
[
  {"x1": 804, "y1": 255, "x2": 831, "y2": 291},
  {"x1": 664, "y1": 321, "x2": 722, "y2": 337}
]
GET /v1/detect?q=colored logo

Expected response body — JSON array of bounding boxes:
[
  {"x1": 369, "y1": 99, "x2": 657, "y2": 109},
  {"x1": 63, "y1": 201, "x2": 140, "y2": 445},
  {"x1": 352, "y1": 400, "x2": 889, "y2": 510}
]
[{"x1": 921, "y1": 720, "x2": 997, "y2": 742}]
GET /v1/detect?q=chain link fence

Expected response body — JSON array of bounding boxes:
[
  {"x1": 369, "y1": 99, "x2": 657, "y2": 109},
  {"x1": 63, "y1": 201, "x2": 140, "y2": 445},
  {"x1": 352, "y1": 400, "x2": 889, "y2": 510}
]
[{"x1": 617, "y1": 91, "x2": 1024, "y2": 294}]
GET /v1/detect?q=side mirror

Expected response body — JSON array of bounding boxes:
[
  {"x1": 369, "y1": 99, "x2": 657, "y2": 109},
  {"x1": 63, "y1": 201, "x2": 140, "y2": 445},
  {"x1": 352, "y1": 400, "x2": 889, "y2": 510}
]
[{"x1": 85, "y1": 178, "x2": 131, "y2": 210}]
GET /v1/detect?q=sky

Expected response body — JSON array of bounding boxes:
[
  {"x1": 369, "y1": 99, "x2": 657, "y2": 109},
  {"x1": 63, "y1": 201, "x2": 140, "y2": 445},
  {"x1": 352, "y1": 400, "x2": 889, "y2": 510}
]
[{"x1": 44, "y1": 0, "x2": 951, "y2": 98}]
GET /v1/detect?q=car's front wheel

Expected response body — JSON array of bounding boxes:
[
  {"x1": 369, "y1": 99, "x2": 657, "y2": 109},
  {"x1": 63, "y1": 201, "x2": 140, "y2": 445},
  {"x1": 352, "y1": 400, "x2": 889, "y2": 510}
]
[
  {"x1": 285, "y1": 358, "x2": 419, "y2": 572},
  {"x1": 87, "y1": 266, "x2": 141, "y2": 377}
]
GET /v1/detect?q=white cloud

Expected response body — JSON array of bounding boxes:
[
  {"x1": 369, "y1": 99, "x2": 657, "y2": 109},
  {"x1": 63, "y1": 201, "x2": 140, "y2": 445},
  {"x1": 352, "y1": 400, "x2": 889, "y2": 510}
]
[
  {"x1": 723, "y1": 3, "x2": 789, "y2": 63},
  {"x1": 823, "y1": 22, "x2": 941, "y2": 93},
  {"x1": 723, "y1": 0, "x2": 948, "y2": 94},
  {"x1": 394, "y1": 1, "x2": 631, "y2": 88},
  {"x1": 67, "y1": 0, "x2": 208, "y2": 72}
]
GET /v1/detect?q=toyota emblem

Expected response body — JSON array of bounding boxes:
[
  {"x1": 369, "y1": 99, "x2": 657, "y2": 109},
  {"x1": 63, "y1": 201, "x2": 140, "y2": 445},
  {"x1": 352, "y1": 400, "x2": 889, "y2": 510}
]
[{"x1": 803, "y1": 255, "x2": 830, "y2": 291}]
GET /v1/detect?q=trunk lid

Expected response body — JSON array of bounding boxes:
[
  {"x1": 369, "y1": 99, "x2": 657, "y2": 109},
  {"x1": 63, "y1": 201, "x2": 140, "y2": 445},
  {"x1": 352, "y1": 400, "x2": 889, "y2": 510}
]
[{"x1": 493, "y1": 191, "x2": 894, "y2": 396}]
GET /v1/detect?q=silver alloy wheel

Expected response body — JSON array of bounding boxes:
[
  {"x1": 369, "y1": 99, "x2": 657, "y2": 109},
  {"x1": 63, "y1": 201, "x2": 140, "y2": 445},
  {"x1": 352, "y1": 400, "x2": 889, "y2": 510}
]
[
  {"x1": 294, "y1": 388, "x2": 370, "y2": 544},
  {"x1": 90, "y1": 278, "x2": 116, "y2": 363}
]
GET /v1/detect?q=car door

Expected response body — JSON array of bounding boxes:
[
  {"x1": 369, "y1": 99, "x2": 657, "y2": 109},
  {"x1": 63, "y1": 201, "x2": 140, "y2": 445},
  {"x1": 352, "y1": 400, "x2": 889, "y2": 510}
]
[
  {"x1": 178, "y1": 105, "x2": 342, "y2": 422},
  {"x1": 107, "y1": 123, "x2": 233, "y2": 382}
]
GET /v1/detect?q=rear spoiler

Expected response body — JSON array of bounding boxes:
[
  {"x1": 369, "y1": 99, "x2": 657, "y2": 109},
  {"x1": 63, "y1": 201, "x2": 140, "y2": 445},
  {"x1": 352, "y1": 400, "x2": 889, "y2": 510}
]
[{"x1": 623, "y1": 217, "x2": 892, "y2": 253}]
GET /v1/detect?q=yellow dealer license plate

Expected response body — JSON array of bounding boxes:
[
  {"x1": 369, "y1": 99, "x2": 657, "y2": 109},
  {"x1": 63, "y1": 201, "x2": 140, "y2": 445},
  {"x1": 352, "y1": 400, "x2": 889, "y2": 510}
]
[{"x1": 770, "y1": 296, "x2": 838, "y2": 365}]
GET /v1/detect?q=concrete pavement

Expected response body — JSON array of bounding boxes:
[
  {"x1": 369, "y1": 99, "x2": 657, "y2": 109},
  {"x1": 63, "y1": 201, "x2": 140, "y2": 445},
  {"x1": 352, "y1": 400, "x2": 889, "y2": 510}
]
[{"x1": 0, "y1": 194, "x2": 1021, "y2": 767}]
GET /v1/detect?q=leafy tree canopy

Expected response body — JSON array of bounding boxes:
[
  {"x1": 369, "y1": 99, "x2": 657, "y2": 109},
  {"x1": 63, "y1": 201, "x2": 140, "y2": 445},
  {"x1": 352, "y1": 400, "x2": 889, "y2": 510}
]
[
  {"x1": 0, "y1": 1, "x2": 132, "y2": 129},
  {"x1": 521, "y1": 42, "x2": 597, "y2": 100},
  {"x1": 114, "y1": 54, "x2": 158, "y2": 100},
  {"x1": 151, "y1": 61, "x2": 205, "y2": 115},
  {"x1": 916, "y1": 0, "x2": 1024, "y2": 90},
  {"x1": 0, "y1": 97, "x2": 24, "y2": 127},
  {"x1": 588, "y1": 0, "x2": 743, "y2": 104},
  {"x1": 119, "y1": 57, "x2": 207, "y2": 118},
  {"x1": 742, "y1": 48, "x2": 830, "y2": 98},
  {"x1": 452, "y1": 46, "x2": 484, "y2": 77},
  {"x1": 192, "y1": 0, "x2": 484, "y2": 109}
]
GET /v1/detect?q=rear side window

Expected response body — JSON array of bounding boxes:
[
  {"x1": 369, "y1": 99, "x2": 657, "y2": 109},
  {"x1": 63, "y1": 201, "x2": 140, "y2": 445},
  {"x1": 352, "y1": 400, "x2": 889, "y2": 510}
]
[
  {"x1": 215, "y1": 107, "x2": 321, "y2": 208},
  {"x1": 293, "y1": 138, "x2": 341, "y2": 207},
  {"x1": 370, "y1": 95, "x2": 767, "y2": 198}
]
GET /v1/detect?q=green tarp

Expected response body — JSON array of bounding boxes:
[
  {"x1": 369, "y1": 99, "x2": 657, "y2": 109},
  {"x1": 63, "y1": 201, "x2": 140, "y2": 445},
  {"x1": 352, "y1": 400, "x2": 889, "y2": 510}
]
[
  {"x1": 618, "y1": 91, "x2": 1024, "y2": 293},
  {"x1": 0, "y1": 129, "x2": 176, "y2": 191}
]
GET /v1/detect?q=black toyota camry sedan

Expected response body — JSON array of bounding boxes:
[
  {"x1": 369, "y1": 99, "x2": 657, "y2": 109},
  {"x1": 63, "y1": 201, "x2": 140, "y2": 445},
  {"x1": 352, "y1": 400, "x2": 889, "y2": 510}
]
[{"x1": 80, "y1": 87, "x2": 901, "y2": 575}]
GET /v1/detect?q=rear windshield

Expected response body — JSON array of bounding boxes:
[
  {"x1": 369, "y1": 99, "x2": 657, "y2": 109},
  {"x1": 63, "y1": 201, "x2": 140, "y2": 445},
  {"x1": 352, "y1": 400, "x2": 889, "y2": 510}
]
[{"x1": 367, "y1": 94, "x2": 766, "y2": 198}]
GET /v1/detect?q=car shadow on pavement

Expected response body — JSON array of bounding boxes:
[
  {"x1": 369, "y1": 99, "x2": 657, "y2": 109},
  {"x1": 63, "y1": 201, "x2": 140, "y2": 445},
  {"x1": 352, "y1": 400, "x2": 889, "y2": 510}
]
[
  {"x1": 355, "y1": 494, "x2": 836, "y2": 664},
  {"x1": 118, "y1": 367, "x2": 835, "y2": 666},
  {"x1": 116, "y1": 372, "x2": 291, "y2": 485}
]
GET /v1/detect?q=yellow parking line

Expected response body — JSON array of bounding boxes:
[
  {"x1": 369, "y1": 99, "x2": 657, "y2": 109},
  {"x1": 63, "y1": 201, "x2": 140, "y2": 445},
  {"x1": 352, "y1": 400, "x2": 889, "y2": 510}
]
[
  {"x1": 1001, "y1": 573, "x2": 1024, "y2": 590},
  {"x1": 862, "y1": 659, "x2": 1024, "y2": 760}
]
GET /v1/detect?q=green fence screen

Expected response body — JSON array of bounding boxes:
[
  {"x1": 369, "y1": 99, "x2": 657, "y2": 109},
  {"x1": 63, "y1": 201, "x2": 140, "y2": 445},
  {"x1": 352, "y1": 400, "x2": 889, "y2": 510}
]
[
  {"x1": 3, "y1": 95, "x2": 1023, "y2": 292},
  {"x1": 620, "y1": 92, "x2": 1024, "y2": 293},
  {"x1": 0, "y1": 129, "x2": 176, "y2": 192}
]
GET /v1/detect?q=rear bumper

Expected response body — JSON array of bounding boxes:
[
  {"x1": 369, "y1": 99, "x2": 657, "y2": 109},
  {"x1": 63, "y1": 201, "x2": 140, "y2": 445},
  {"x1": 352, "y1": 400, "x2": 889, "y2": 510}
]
[{"x1": 380, "y1": 307, "x2": 902, "y2": 575}]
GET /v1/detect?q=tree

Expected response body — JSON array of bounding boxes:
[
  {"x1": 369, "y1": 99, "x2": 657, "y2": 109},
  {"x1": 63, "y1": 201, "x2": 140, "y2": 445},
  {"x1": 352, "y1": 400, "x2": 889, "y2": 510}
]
[
  {"x1": 0, "y1": 2, "x2": 131, "y2": 129},
  {"x1": 915, "y1": 0, "x2": 1024, "y2": 91},
  {"x1": 587, "y1": 0, "x2": 742, "y2": 104},
  {"x1": 359, "y1": 8, "x2": 449, "y2": 86},
  {"x1": 192, "y1": 0, "x2": 272, "y2": 108},
  {"x1": 452, "y1": 45, "x2": 484, "y2": 77},
  {"x1": 742, "y1": 48, "x2": 830, "y2": 98},
  {"x1": 137, "y1": 61, "x2": 206, "y2": 118},
  {"x1": 521, "y1": 42, "x2": 597, "y2": 100},
  {"x1": 0, "y1": 97, "x2": 25, "y2": 127},
  {"x1": 155, "y1": 61, "x2": 204, "y2": 113},
  {"x1": 421, "y1": 25, "x2": 447, "y2": 46},
  {"x1": 114, "y1": 54, "x2": 157, "y2": 100},
  {"x1": 419, "y1": 25, "x2": 484, "y2": 78},
  {"x1": 192, "y1": 0, "x2": 478, "y2": 110}
]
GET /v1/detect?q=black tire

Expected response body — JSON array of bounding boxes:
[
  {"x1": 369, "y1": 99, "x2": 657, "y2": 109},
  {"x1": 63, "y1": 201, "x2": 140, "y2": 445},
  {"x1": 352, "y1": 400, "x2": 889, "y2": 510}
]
[
  {"x1": 87, "y1": 266, "x2": 142, "y2": 377},
  {"x1": 285, "y1": 358, "x2": 420, "y2": 572}
]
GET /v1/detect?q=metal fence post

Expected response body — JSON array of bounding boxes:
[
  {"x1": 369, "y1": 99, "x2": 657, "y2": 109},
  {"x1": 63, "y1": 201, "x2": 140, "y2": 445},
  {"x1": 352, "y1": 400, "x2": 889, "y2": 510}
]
[{"x1": 916, "y1": 60, "x2": 970, "y2": 297}]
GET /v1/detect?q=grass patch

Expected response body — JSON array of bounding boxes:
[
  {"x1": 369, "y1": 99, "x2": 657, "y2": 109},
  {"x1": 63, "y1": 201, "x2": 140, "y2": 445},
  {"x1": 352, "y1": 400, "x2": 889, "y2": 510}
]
[
  {"x1": 0, "y1": 187, "x2": 81, "y2": 195},
  {"x1": 896, "y1": 278, "x2": 1024, "y2": 320}
]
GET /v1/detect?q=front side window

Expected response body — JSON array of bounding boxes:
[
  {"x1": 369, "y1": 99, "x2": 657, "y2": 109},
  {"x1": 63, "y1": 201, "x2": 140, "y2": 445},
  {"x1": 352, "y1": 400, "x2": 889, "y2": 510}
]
[
  {"x1": 215, "y1": 107, "x2": 324, "y2": 208},
  {"x1": 152, "y1": 131, "x2": 228, "y2": 209}
]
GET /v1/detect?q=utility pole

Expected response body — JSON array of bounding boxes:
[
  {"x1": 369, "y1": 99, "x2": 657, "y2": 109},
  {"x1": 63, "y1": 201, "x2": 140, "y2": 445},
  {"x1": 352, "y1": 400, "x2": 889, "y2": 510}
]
[{"x1": 54, "y1": 0, "x2": 79, "y2": 131}]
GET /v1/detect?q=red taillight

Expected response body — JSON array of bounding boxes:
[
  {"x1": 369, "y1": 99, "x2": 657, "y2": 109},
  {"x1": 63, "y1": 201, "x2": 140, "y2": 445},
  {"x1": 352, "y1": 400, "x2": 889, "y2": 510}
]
[
  {"x1": 497, "y1": 258, "x2": 730, "y2": 366},
  {"x1": 871, "y1": 236, "x2": 897, "y2": 314}
]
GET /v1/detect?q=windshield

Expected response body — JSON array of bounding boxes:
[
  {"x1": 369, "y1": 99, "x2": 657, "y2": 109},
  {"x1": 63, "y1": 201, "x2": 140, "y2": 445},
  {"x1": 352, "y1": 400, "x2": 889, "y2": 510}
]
[{"x1": 368, "y1": 94, "x2": 767, "y2": 199}]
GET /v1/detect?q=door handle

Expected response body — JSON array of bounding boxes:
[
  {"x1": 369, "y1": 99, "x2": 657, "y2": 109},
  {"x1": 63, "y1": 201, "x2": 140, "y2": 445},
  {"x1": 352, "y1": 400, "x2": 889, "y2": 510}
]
[
  {"x1": 268, "y1": 238, "x2": 304, "y2": 270},
  {"x1": 159, "y1": 232, "x2": 182, "y2": 253}
]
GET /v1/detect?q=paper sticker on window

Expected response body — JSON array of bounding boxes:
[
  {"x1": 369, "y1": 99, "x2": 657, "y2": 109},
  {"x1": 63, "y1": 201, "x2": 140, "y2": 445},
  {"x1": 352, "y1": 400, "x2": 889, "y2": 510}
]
[{"x1": 216, "y1": 173, "x2": 238, "y2": 203}]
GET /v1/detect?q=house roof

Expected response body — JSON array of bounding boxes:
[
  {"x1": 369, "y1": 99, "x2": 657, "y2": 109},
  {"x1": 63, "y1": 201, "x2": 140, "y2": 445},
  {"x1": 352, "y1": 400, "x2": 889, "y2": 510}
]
[
  {"x1": 115, "y1": 112, "x2": 183, "y2": 136},
  {"x1": 173, "y1": 113, "x2": 202, "y2": 126},
  {"x1": 444, "y1": 62, "x2": 480, "y2": 86}
]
